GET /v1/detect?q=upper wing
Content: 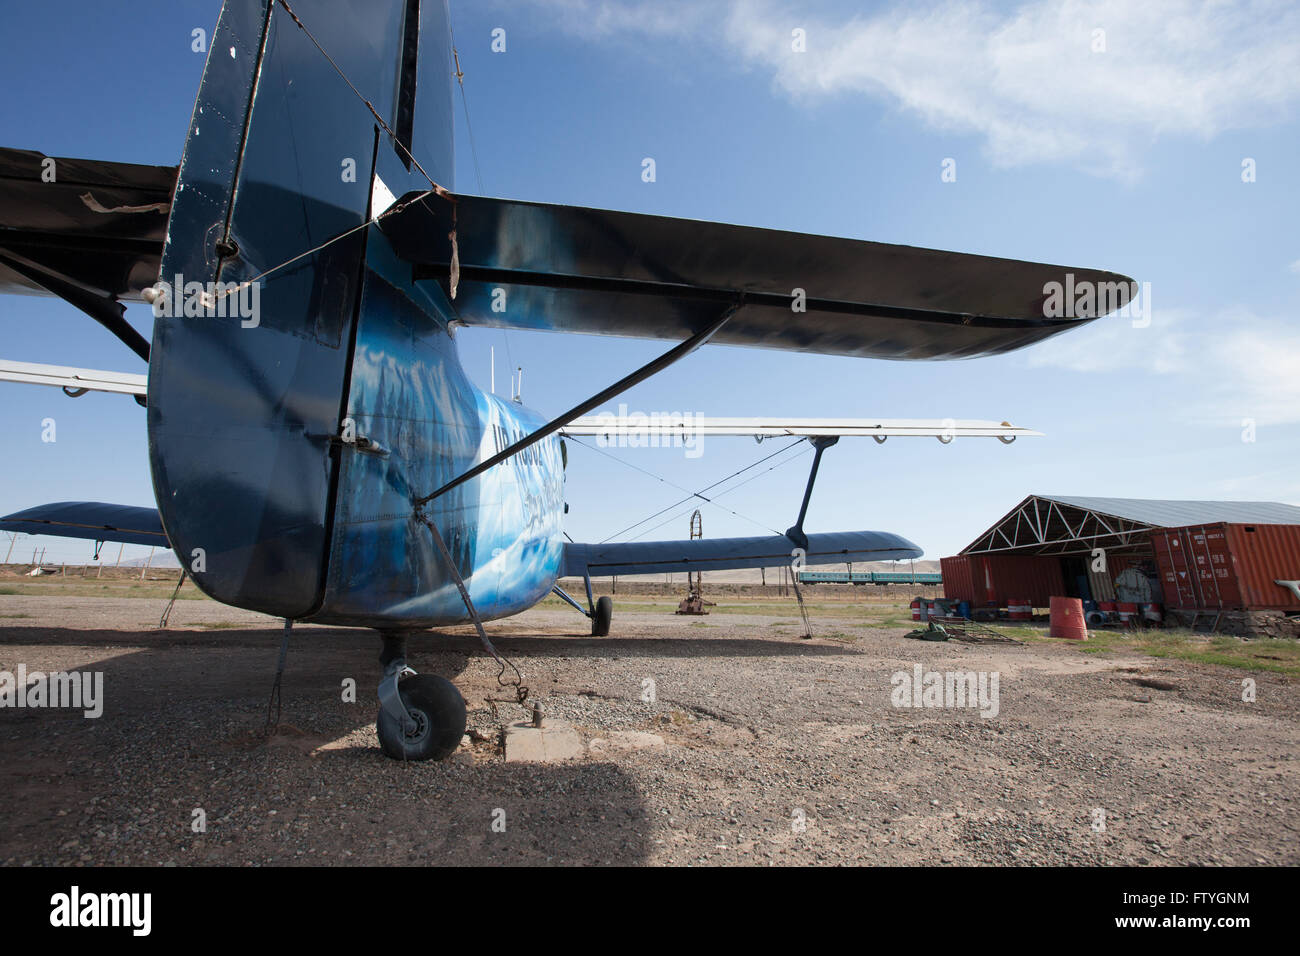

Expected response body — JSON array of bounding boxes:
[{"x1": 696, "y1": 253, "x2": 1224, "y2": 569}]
[
  {"x1": 0, "y1": 501, "x2": 168, "y2": 547},
  {"x1": 379, "y1": 191, "x2": 1135, "y2": 361},
  {"x1": 561, "y1": 417, "x2": 1039, "y2": 440},
  {"x1": 563, "y1": 530, "x2": 921, "y2": 577}
]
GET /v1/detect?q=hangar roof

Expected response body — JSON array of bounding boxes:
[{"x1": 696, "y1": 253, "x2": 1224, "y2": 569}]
[
  {"x1": 962, "y1": 495, "x2": 1300, "y2": 556},
  {"x1": 1043, "y1": 495, "x2": 1300, "y2": 528}
]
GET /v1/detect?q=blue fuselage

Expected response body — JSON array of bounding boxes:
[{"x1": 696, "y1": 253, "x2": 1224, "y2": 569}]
[{"x1": 312, "y1": 282, "x2": 567, "y2": 628}]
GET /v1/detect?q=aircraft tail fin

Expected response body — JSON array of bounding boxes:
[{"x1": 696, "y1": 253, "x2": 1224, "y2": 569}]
[{"x1": 148, "y1": 0, "x2": 456, "y2": 618}]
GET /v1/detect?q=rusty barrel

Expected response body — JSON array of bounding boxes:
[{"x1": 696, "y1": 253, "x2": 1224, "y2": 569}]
[{"x1": 1049, "y1": 596, "x2": 1088, "y2": 640}]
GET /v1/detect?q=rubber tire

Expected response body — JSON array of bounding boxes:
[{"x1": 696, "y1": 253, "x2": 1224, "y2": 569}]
[
  {"x1": 591, "y1": 595, "x2": 613, "y2": 636},
  {"x1": 376, "y1": 674, "x2": 467, "y2": 761}
]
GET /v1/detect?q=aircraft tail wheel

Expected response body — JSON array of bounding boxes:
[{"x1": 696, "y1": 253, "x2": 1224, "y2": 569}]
[
  {"x1": 377, "y1": 674, "x2": 466, "y2": 761},
  {"x1": 591, "y1": 595, "x2": 613, "y2": 636}
]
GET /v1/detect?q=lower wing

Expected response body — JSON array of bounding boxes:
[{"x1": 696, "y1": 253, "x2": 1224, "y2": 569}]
[
  {"x1": 0, "y1": 501, "x2": 167, "y2": 547},
  {"x1": 563, "y1": 531, "x2": 920, "y2": 578}
]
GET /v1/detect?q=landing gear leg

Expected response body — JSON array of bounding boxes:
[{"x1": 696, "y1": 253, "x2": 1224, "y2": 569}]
[
  {"x1": 583, "y1": 570, "x2": 613, "y2": 636},
  {"x1": 553, "y1": 581, "x2": 613, "y2": 635},
  {"x1": 375, "y1": 629, "x2": 466, "y2": 761}
]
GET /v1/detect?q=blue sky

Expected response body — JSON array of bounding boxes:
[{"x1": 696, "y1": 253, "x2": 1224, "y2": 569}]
[{"x1": 2, "y1": 0, "x2": 1298, "y2": 567}]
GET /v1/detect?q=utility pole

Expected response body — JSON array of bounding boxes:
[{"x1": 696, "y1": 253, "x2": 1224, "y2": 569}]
[
  {"x1": 140, "y1": 546, "x2": 155, "y2": 581},
  {"x1": 3, "y1": 532, "x2": 16, "y2": 565}
]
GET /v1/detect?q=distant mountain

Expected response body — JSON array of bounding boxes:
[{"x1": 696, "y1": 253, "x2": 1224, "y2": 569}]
[{"x1": 118, "y1": 552, "x2": 181, "y2": 569}]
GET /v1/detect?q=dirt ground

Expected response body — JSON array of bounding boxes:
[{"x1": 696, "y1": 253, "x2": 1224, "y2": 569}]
[{"x1": 1, "y1": 587, "x2": 1296, "y2": 866}]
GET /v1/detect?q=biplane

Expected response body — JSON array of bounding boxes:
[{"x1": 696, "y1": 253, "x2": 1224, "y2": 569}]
[{"x1": 0, "y1": 0, "x2": 1132, "y2": 759}]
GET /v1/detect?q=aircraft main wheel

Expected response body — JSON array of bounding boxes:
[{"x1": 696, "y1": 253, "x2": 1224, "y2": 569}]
[
  {"x1": 376, "y1": 674, "x2": 466, "y2": 761},
  {"x1": 591, "y1": 595, "x2": 613, "y2": 636}
]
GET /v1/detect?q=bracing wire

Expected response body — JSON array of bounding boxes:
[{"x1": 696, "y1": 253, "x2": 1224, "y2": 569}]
[
  {"x1": 593, "y1": 437, "x2": 811, "y2": 543},
  {"x1": 278, "y1": 0, "x2": 444, "y2": 193},
  {"x1": 207, "y1": 0, "x2": 455, "y2": 307},
  {"x1": 448, "y1": 16, "x2": 486, "y2": 194},
  {"x1": 447, "y1": 6, "x2": 516, "y2": 390},
  {"x1": 566, "y1": 434, "x2": 791, "y2": 537},
  {"x1": 626, "y1": 442, "x2": 813, "y2": 542}
]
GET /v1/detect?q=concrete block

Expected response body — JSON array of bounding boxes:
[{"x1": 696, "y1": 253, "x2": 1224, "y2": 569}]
[{"x1": 504, "y1": 719, "x2": 584, "y2": 763}]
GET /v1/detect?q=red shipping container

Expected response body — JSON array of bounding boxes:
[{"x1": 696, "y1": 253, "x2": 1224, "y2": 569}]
[
  {"x1": 940, "y1": 555, "x2": 976, "y2": 603},
  {"x1": 1151, "y1": 523, "x2": 1300, "y2": 611},
  {"x1": 940, "y1": 553, "x2": 1065, "y2": 609}
]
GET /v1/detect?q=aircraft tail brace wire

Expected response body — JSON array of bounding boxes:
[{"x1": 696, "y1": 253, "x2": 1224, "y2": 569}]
[
  {"x1": 275, "y1": 0, "x2": 448, "y2": 197},
  {"x1": 262, "y1": 618, "x2": 293, "y2": 737},
  {"x1": 414, "y1": 509, "x2": 529, "y2": 707},
  {"x1": 157, "y1": 569, "x2": 188, "y2": 629}
]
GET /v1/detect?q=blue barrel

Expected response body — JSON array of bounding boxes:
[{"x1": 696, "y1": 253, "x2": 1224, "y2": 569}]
[{"x1": 958, "y1": 601, "x2": 971, "y2": 619}]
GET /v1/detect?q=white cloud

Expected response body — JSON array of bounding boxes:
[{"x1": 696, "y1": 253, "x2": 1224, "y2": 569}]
[
  {"x1": 1210, "y1": 318, "x2": 1300, "y2": 428},
  {"x1": 1024, "y1": 305, "x2": 1192, "y2": 375},
  {"x1": 509, "y1": 0, "x2": 1300, "y2": 180},
  {"x1": 1025, "y1": 306, "x2": 1300, "y2": 426}
]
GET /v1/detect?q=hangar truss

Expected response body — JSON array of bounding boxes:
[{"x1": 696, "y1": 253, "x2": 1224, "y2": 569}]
[{"x1": 961, "y1": 495, "x2": 1300, "y2": 557}]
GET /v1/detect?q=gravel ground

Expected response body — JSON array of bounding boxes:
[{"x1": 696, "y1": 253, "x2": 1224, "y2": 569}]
[{"x1": 1, "y1": 592, "x2": 1296, "y2": 866}]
